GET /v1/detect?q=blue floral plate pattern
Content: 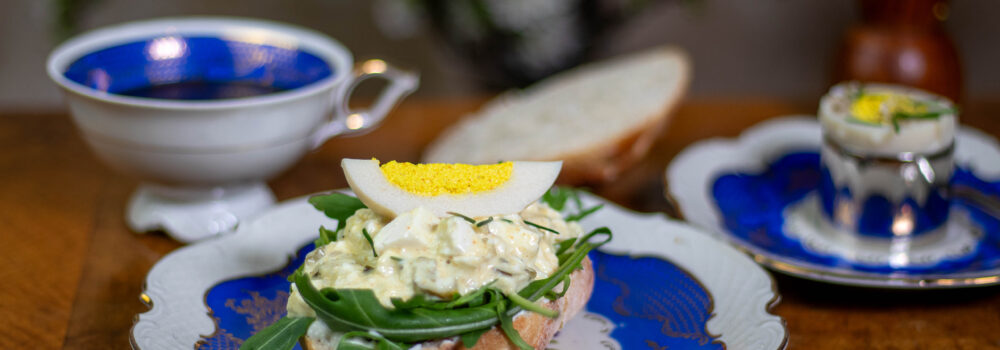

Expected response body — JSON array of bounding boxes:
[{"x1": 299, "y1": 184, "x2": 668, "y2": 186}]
[
  {"x1": 668, "y1": 116, "x2": 1000, "y2": 288},
  {"x1": 132, "y1": 192, "x2": 786, "y2": 349}
]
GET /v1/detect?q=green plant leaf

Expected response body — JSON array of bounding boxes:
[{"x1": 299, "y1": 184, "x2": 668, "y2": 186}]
[
  {"x1": 337, "y1": 331, "x2": 408, "y2": 350},
  {"x1": 309, "y1": 193, "x2": 367, "y2": 230},
  {"x1": 524, "y1": 220, "x2": 559, "y2": 235},
  {"x1": 475, "y1": 217, "x2": 494, "y2": 227},
  {"x1": 554, "y1": 238, "x2": 577, "y2": 257},
  {"x1": 516, "y1": 227, "x2": 612, "y2": 305},
  {"x1": 314, "y1": 225, "x2": 338, "y2": 247},
  {"x1": 544, "y1": 275, "x2": 571, "y2": 300},
  {"x1": 460, "y1": 327, "x2": 491, "y2": 348},
  {"x1": 362, "y1": 228, "x2": 377, "y2": 257},
  {"x1": 566, "y1": 203, "x2": 604, "y2": 222},
  {"x1": 505, "y1": 289, "x2": 557, "y2": 318},
  {"x1": 239, "y1": 316, "x2": 314, "y2": 350},
  {"x1": 294, "y1": 273, "x2": 502, "y2": 343},
  {"x1": 496, "y1": 299, "x2": 533, "y2": 350},
  {"x1": 447, "y1": 211, "x2": 476, "y2": 224},
  {"x1": 541, "y1": 187, "x2": 572, "y2": 211}
]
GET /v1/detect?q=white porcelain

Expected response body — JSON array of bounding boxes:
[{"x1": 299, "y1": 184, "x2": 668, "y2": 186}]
[
  {"x1": 668, "y1": 116, "x2": 1000, "y2": 288},
  {"x1": 46, "y1": 17, "x2": 419, "y2": 243},
  {"x1": 132, "y1": 191, "x2": 786, "y2": 349}
]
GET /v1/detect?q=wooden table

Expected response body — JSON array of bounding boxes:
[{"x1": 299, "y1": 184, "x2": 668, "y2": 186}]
[{"x1": 3, "y1": 98, "x2": 999, "y2": 349}]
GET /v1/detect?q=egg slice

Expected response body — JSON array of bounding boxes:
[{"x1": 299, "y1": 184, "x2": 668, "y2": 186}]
[{"x1": 342, "y1": 158, "x2": 561, "y2": 218}]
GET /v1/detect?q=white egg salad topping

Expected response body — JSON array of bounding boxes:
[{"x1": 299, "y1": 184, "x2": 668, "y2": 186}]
[
  {"x1": 819, "y1": 82, "x2": 957, "y2": 155},
  {"x1": 287, "y1": 201, "x2": 583, "y2": 317}
]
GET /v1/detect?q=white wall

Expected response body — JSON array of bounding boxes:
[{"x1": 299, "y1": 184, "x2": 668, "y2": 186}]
[{"x1": 3, "y1": 0, "x2": 999, "y2": 110}]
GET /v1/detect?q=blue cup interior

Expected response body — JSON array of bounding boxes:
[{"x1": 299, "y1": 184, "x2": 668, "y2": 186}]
[{"x1": 63, "y1": 36, "x2": 333, "y2": 100}]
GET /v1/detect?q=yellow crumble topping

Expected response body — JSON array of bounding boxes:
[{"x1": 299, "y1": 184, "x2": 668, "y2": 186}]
[{"x1": 380, "y1": 160, "x2": 513, "y2": 196}]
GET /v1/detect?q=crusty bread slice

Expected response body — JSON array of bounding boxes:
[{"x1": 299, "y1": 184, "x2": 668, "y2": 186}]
[
  {"x1": 423, "y1": 47, "x2": 690, "y2": 184},
  {"x1": 302, "y1": 256, "x2": 594, "y2": 350}
]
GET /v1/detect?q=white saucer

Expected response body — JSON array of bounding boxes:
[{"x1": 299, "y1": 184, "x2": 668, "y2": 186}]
[
  {"x1": 127, "y1": 182, "x2": 275, "y2": 243},
  {"x1": 668, "y1": 116, "x2": 1000, "y2": 288}
]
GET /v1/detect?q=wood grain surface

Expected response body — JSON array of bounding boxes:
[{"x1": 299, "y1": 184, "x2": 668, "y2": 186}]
[{"x1": 1, "y1": 98, "x2": 998, "y2": 349}]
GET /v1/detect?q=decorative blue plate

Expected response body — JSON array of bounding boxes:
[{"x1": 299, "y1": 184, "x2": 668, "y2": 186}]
[
  {"x1": 132, "y1": 192, "x2": 786, "y2": 349},
  {"x1": 668, "y1": 116, "x2": 1000, "y2": 289}
]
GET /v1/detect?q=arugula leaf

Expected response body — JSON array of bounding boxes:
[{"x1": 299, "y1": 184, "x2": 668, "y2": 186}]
[
  {"x1": 393, "y1": 281, "x2": 496, "y2": 311},
  {"x1": 460, "y1": 327, "x2": 491, "y2": 348},
  {"x1": 496, "y1": 299, "x2": 533, "y2": 350},
  {"x1": 337, "y1": 331, "x2": 408, "y2": 350},
  {"x1": 541, "y1": 187, "x2": 572, "y2": 211},
  {"x1": 239, "y1": 316, "x2": 314, "y2": 350},
  {"x1": 361, "y1": 228, "x2": 377, "y2": 257},
  {"x1": 566, "y1": 204, "x2": 604, "y2": 222},
  {"x1": 294, "y1": 273, "x2": 503, "y2": 343},
  {"x1": 505, "y1": 289, "x2": 557, "y2": 318},
  {"x1": 544, "y1": 275, "x2": 571, "y2": 300},
  {"x1": 439, "y1": 280, "x2": 496, "y2": 309},
  {"x1": 516, "y1": 227, "x2": 612, "y2": 306},
  {"x1": 543, "y1": 187, "x2": 603, "y2": 222},
  {"x1": 309, "y1": 193, "x2": 366, "y2": 231},
  {"x1": 554, "y1": 238, "x2": 577, "y2": 257},
  {"x1": 390, "y1": 293, "x2": 441, "y2": 310},
  {"x1": 570, "y1": 189, "x2": 584, "y2": 212},
  {"x1": 314, "y1": 225, "x2": 338, "y2": 247}
]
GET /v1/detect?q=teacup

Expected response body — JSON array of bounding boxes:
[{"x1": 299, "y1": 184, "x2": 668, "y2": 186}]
[{"x1": 47, "y1": 17, "x2": 418, "y2": 242}]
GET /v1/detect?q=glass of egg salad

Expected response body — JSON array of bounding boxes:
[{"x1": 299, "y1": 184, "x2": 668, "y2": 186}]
[{"x1": 818, "y1": 82, "x2": 958, "y2": 245}]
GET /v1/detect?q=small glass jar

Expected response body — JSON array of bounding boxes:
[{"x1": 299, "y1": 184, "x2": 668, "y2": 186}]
[{"x1": 818, "y1": 82, "x2": 957, "y2": 240}]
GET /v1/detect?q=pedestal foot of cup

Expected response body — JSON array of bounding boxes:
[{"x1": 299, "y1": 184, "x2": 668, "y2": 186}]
[{"x1": 126, "y1": 182, "x2": 276, "y2": 243}]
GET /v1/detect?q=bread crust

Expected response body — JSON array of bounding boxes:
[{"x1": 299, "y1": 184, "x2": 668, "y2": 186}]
[
  {"x1": 422, "y1": 46, "x2": 691, "y2": 186},
  {"x1": 302, "y1": 256, "x2": 594, "y2": 350}
]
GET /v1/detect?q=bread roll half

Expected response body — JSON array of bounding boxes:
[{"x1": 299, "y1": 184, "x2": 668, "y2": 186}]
[{"x1": 423, "y1": 47, "x2": 690, "y2": 184}]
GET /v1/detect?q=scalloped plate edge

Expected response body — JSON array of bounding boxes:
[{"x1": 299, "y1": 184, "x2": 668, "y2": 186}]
[
  {"x1": 666, "y1": 115, "x2": 1000, "y2": 289},
  {"x1": 131, "y1": 191, "x2": 787, "y2": 349}
]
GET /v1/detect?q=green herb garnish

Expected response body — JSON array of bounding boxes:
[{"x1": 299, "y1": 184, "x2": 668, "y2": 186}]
[
  {"x1": 361, "y1": 228, "x2": 377, "y2": 257},
  {"x1": 524, "y1": 220, "x2": 559, "y2": 235},
  {"x1": 889, "y1": 107, "x2": 957, "y2": 133},
  {"x1": 542, "y1": 186, "x2": 603, "y2": 222},
  {"x1": 447, "y1": 211, "x2": 476, "y2": 224},
  {"x1": 475, "y1": 217, "x2": 494, "y2": 227}
]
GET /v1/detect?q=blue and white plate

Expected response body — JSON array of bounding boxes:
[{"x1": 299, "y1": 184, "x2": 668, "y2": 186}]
[
  {"x1": 131, "y1": 192, "x2": 786, "y2": 349},
  {"x1": 668, "y1": 116, "x2": 1000, "y2": 289}
]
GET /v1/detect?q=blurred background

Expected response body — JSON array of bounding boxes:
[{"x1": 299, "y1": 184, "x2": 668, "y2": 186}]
[{"x1": 3, "y1": 0, "x2": 999, "y2": 110}]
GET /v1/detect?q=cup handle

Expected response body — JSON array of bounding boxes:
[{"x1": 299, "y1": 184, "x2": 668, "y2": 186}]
[{"x1": 310, "y1": 59, "x2": 419, "y2": 149}]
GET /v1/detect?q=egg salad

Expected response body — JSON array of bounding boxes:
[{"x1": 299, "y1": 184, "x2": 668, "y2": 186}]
[
  {"x1": 287, "y1": 200, "x2": 583, "y2": 317},
  {"x1": 243, "y1": 159, "x2": 611, "y2": 350},
  {"x1": 819, "y1": 82, "x2": 957, "y2": 155}
]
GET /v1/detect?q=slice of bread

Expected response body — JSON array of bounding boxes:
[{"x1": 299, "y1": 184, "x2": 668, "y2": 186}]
[
  {"x1": 302, "y1": 256, "x2": 594, "y2": 350},
  {"x1": 423, "y1": 47, "x2": 690, "y2": 184}
]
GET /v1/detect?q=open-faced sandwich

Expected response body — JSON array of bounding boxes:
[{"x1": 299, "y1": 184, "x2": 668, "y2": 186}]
[{"x1": 242, "y1": 159, "x2": 612, "y2": 350}]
